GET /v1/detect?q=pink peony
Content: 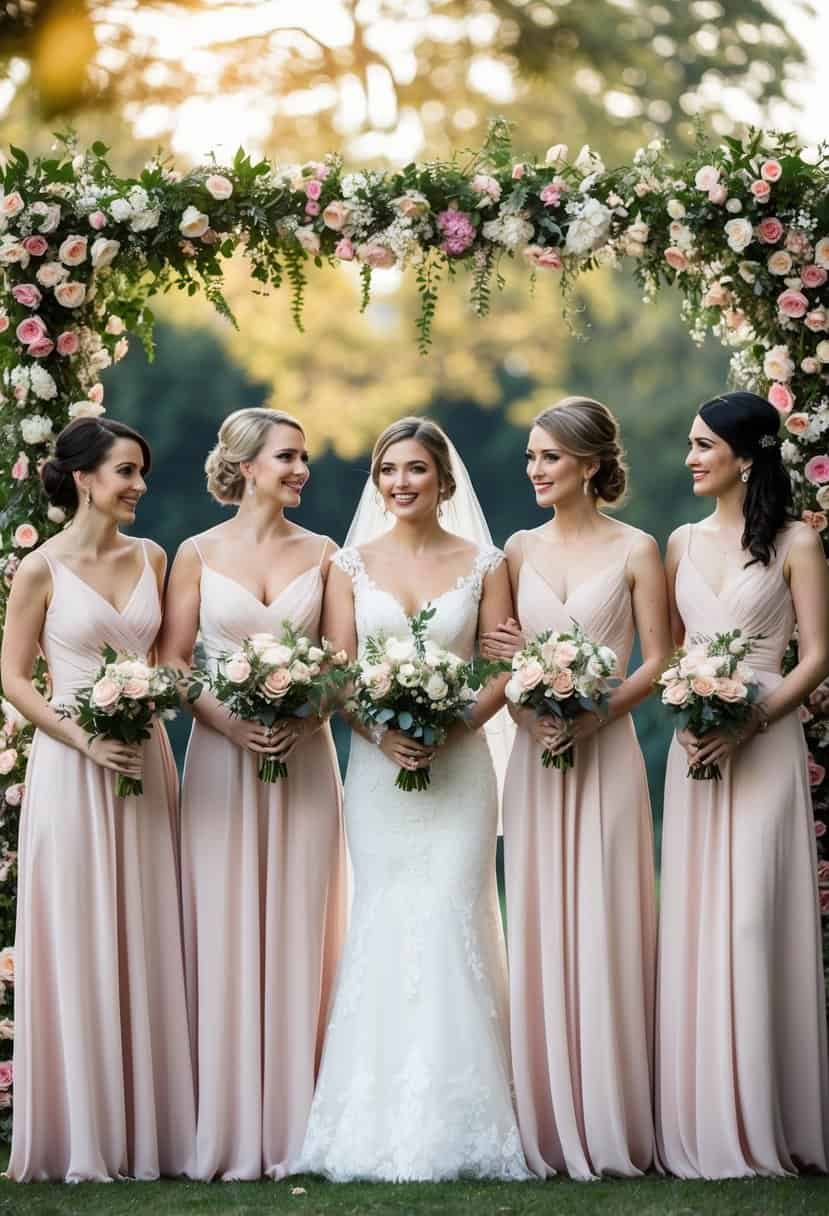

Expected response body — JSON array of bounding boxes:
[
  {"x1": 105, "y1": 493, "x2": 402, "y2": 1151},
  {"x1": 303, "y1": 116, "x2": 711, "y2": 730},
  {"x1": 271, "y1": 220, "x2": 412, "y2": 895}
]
[
  {"x1": 12, "y1": 283, "x2": 42, "y2": 309},
  {"x1": 0, "y1": 750, "x2": 17, "y2": 775},
  {"x1": 263, "y1": 668, "x2": 292, "y2": 700},
  {"x1": 761, "y1": 159, "x2": 783, "y2": 181},
  {"x1": 801, "y1": 264, "x2": 828, "y2": 289},
  {"x1": 22, "y1": 235, "x2": 48, "y2": 257},
  {"x1": 225, "y1": 656, "x2": 251, "y2": 684},
  {"x1": 28, "y1": 337, "x2": 54, "y2": 358},
  {"x1": 90, "y1": 677, "x2": 121, "y2": 711},
  {"x1": 57, "y1": 330, "x2": 80, "y2": 356},
  {"x1": 784, "y1": 413, "x2": 809, "y2": 434},
  {"x1": 804, "y1": 455, "x2": 829, "y2": 485},
  {"x1": 10, "y1": 452, "x2": 29, "y2": 481},
  {"x1": 437, "y1": 208, "x2": 476, "y2": 257},
  {"x1": 768, "y1": 382, "x2": 794, "y2": 413},
  {"x1": 15, "y1": 315, "x2": 47, "y2": 346},
  {"x1": 334, "y1": 237, "x2": 355, "y2": 260},
  {"x1": 357, "y1": 241, "x2": 396, "y2": 269},
  {"x1": 664, "y1": 246, "x2": 689, "y2": 272},
  {"x1": 802, "y1": 510, "x2": 828, "y2": 532},
  {"x1": 88, "y1": 210, "x2": 108, "y2": 230},
  {"x1": 777, "y1": 288, "x2": 808, "y2": 318},
  {"x1": 757, "y1": 216, "x2": 784, "y2": 244},
  {"x1": 322, "y1": 200, "x2": 349, "y2": 230},
  {"x1": 808, "y1": 756, "x2": 826, "y2": 787},
  {"x1": 750, "y1": 179, "x2": 771, "y2": 202}
]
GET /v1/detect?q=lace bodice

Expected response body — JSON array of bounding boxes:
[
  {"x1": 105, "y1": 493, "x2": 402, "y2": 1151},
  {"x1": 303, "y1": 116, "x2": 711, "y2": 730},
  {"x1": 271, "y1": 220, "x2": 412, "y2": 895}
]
[{"x1": 333, "y1": 544, "x2": 504, "y2": 661}]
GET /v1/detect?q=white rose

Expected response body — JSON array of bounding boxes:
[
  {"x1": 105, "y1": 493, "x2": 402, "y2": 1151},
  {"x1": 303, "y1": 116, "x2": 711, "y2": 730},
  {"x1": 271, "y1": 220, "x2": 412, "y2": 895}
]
[
  {"x1": 666, "y1": 199, "x2": 686, "y2": 219},
  {"x1": 35, "y1": 260, "x2": 69, "y2": 287},
  {"x1": 737, "y1": 260, "x2": 759, "y2": 284},
  {"x1": 816, "y1": 339, "x2": 829, "y2": 363},
  {"x1": 626, "y1": 217, "x2": 649, "y2": 244},
  {"x1": 505, "y1": 676, "x2": 523, "y2": 704},
  {"x1": 573, "y1": 145, "x2": 605, "y2": 177},
  {"x1": 20, "y1": 414, "x2": 53, "y2": 444},
  {"x1": 763, "y1": 345, "x2": 794, "y2": 382},
  {"x1": 669, "y1": 221, "x2": 693, "y2": 250},
  {"x1": 68, "y1": 400, "x2": 106, "y2": 419},
  {"x1": 127, "y1": 186, "x2": 150, "y2": 213},
  {"x1": 105, "y1": 315, "x2": 125, "y2": 335},
  {"x1": 109, "y1": 197, "x2": 132, "y2": 222},
  {"x1": 564, "y1": 199, "x2": 612, "y2": 255},
  {"x1": 296, "y1": 225, "x2": 321, "y2": 254},
  {"x1": 598, "y1": 646, "x2": 617, "y2": 671},
  {"x1": 261, "y1": 643, "x2": 294, "y2": 666},
  {"x1": 0, "y1": 241, "x2": 28, "y2": 266},
  {"x1": 307, "y1": 646, "x2": 324, "y2": 664},
  {"x1": 425, "y1": 673, "x2": 449, "y2": 701},
  {"x1": 725, "y1": 197, "x2": 743, "y2": 213},
  {"x1": 544, "y1": 144, "x2": 569, "y2": 166},
  {"x1": 90, "y1": 237, "x2": 120, "y2": 269},
  {"x1": 179, "y1": 205, "x2": 210, "y2": 238},
  {"x1": 130, "y1": 208, "x2": 160, "y2": 232},
  {"x1": 724, "y1": 217, "x2": 753, "y2": 252},
  {"x1": 30, "y1": 201, "x2": 61, "y2": 232},
  {"x1": 386, "y1": 637, "x2": 416, "y2": 663},
  {"x1": 397, "y1": 662, "x2": 419, "y2": 688},
  {"x1": 289, "y1": 660, "x2": 311, "y2": 683}
]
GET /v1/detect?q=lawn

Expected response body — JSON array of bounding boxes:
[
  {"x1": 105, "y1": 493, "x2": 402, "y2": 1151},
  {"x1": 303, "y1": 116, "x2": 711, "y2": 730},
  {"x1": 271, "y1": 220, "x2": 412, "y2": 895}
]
[{"x1": 1, "y1": 1160, "x2": 827, "y2": 1216}]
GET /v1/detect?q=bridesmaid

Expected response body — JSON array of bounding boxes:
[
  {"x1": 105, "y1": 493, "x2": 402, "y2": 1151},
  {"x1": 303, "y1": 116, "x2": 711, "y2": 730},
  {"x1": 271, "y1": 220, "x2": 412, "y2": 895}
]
[
  {"x1": 158, "y1": 407, "x2": 346, "y2": 1181},
  {"x1": 482, "y1": 396, "x2": 671, "y2": 1179},
  {"x1": 1, "y1": 417, "x2": 195, "y2": 1182},
  {"x1": 657, "y1": 391, "x2": 829, "y2": 1177}
]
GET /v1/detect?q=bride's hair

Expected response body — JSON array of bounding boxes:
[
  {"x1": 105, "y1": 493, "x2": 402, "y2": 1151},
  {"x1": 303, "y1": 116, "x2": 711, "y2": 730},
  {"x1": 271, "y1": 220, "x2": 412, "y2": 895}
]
[
  {"x1": 205, "y1": 407, "x2": 304, "y2": 504},
  {"x1": 533, "y1": 396, "x2": 628, "y2": 505},
  {"x1": 698, "y1": 391, "x2": 792, "y2": 566},
  {"x1": 370, "y1": 417, "x2": 457, "y2": 502}
]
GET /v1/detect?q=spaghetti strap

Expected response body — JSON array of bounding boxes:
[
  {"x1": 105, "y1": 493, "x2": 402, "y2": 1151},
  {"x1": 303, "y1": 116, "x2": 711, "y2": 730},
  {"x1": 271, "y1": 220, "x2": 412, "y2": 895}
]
[
  {"x1": 685, "y1": 522, "x2": 694, "y2": 558},
  {"x1": 190, "y1": 537, "x2": 205, "y2": 564},
  {"x1": 318, "y1": 537, "x2": 330, "y2": 568}
]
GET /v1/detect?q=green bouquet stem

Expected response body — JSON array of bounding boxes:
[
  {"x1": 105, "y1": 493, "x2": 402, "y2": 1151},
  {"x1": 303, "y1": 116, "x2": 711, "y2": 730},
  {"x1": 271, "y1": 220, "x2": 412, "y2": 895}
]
[
  {"x1": 116, "y1": 773, "x2": 143, "y2": 798},
  {"x1": 542, "y1": 745, "x2": 573, "y2": 771},
  {"x1": 259, "y1": 756, "x2": 288, "y2": 782},
  {"x1": 396, "y1": 765, "x2": 431, "y2": 792}
]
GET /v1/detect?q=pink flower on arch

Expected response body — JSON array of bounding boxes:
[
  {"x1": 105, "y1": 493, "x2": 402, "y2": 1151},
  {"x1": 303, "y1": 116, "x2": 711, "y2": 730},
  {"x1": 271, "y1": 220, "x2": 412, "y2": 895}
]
[
  {"x1": 777, "y1": 289, "x2": 808, "y2": 319},
  {"x1": 11, "y1": 452, "x2": 29, "y2": 482},
  {"x1": 804, "y1": 454, "x2": 829, "y2": 485},
  {"x1": 757, "y1": 216, "x2": 784, "y2": 244},
  {"x1": 437, "y1": 208, "x2": 476, "y2": 257},
  {"x1": 664, "y1": 247, "x2": 689, "y2": 272},
  {"x1": 761, "y1": 159, "x2": 783, "y2": 182},
  {"x1": 808, "y1": 755, "x2": 826, "y2": 787},
  {"x1": 768, "y1": 382, "x2": 794, "y2": 413}
]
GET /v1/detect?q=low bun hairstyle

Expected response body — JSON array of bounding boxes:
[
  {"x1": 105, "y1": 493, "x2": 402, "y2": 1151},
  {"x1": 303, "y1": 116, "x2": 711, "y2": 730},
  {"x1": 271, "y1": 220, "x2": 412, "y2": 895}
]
[
  {"x1": 698, "y1": 391, "x2": 792, "y2": 566},
  {"x1": 533, "y1": 396, "x2": 628, "y2": 505},
  {"x1": 40, "y1": 417, "x2": 151, "y2": 512},
  {"x1": 205, "y1": 408, "x2": 304, "y2": 505},
  {"x1": 370, "y1": 417, "x2": 457, "y2": 501}
]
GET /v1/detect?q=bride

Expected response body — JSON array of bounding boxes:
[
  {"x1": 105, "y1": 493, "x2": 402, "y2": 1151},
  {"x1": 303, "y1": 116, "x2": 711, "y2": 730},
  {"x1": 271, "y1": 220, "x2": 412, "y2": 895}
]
[{"x1": 295, "y1": 417, "x2": 529, "y2": 1182}]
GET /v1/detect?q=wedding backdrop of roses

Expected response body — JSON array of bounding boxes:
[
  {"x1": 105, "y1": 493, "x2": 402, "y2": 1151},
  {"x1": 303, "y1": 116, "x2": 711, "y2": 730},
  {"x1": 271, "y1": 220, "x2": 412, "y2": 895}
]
[{"x1": 0, "y1": 119, "x2": 828, "y2": 1130}]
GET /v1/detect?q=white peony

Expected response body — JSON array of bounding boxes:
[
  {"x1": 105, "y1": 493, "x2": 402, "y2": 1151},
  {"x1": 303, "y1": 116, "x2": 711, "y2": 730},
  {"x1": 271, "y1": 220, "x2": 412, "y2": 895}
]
[
  {"x1": 130, "y1": 208, "x2": 160, "y2": 232},
  {"x1": 29, "y1": 365, "x2": 57, "y2": 401},
  {"x1": 666, "y1": 199, "x2": 686, "y2": 219},
  {"x1": 724, "y1": 217, "x2": 753, "y2": 252},
  {"x1": 68, "y1": 400, "x2": 106, "y2": 419},
  {"x1": 482, "y1": 213, "x2": 535, "y2": 250},
  {"x1": 563, "y1": 198, "x2": 612, "y2": 255},
  {"x1": 573, "y1": 145, "x2": 605, "y2": 178},
  {"x1": 397, "y1": 662, "x2": 420, "y2": 687},
  {"x1": 20, "y1": 414, "x2": 53, "y2": 445},
  {"x1": 109, "y1": 197, "x2": 132, "y2": 222}
]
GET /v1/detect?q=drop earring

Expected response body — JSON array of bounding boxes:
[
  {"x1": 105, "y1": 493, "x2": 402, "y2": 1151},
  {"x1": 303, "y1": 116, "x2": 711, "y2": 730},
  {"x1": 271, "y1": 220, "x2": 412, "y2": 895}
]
[
  {"x1": 86, "y1": 487, "x2": 92, "y2": 508},
  {"x1": 248, "y1": 478, "x2": 255, "y2": 497},
  {"x1": 740, "y1": 468, "x2": 750, "y2": 484},
  {"x1": 583, "y1": 478, "x2": 591, "y2": 497}
]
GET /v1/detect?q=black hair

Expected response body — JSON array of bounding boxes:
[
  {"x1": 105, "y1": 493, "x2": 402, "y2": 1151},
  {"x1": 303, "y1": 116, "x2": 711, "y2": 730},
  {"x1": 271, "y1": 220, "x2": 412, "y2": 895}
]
[
  {"x1": 698, "y1": 391, "x2": 793, "y2": 566},
  {"x1": 40, "y1": 417, "x2": 152, "y2": 512}
]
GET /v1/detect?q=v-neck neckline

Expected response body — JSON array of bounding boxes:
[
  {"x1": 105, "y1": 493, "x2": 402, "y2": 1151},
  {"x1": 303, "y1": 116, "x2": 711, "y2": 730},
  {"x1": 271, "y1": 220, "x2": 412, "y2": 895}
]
[
  {"x1": 354, "y1": 548, "x2": 483, "y2": 620},
  {"x1": 52, "y1": 548, "x2": 149, "y2": 617},
  {"x1": 201, "y1": 562, "x2": 321, "y2": 610},
  {"x1": 521, "y1": 555, "x2": 627, "y2": 608}
]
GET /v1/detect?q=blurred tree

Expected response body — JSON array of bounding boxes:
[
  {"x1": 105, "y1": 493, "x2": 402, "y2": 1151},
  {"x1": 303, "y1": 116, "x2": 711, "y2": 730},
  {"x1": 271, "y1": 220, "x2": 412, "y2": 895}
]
[{"x1": 0, "y1": 0, "x2": 811, "y2": 157}]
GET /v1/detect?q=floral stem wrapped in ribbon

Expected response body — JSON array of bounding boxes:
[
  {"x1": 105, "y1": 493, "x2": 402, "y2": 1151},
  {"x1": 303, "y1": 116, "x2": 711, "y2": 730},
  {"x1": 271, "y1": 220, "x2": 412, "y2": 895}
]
[
  {"x1": 59, "y1": 645, "x2": 182, "y2": 797},
  {"x1": 658, "y1": 629, "x2": 760, "y2": 780},
  {"x1": 348, "y1": 605, "x2": 501, "y2": 792},
  {"x1": 505, "y1": 623, "x2": 619, "y2": 771},
  {"x1": 196, "y1": 625, "x2": 350, "y2": 782}
]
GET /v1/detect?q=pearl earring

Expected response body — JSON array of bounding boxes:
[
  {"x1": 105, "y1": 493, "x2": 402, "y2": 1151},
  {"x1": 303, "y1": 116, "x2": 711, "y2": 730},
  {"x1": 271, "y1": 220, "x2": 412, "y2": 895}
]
[
  {"x1": 740, "y1": 468, "x2": 750, "y2": 484},
  {"x1": 86, "y1": 487, "x2": 92, "y2": 508}
]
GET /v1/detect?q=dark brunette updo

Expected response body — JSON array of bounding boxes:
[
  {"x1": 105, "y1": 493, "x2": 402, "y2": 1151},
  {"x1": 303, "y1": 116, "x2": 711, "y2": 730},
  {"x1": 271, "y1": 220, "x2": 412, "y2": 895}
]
[
  {"x1": 533, "y1": 396, "x2": 628, "y2": 505},
  {"x1": 698, "y1": 391, "x2": 792, "y2": 566},
  {"x1": 40, "y1": 417, "x2": 151, "y2": 512}
]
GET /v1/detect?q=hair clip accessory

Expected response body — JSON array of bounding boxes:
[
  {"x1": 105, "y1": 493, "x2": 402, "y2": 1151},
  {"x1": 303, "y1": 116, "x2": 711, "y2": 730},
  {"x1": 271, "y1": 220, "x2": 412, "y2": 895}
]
[{"x1": 759, "y1": 434, "x2": 778, "y2": 449}]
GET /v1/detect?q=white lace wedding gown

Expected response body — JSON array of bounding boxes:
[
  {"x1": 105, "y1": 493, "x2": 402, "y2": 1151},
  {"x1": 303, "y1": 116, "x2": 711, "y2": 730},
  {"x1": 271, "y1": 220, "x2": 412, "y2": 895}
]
[{"x1": 295, "y1": 544, "x2": 529, "y2": 1182}]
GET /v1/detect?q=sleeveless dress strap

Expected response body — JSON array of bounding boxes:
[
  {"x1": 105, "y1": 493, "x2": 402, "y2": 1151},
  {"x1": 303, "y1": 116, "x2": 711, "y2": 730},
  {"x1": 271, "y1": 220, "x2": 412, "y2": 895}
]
[
  {"x1": 318, "y1": 537, "x2": 330, "y2": 568},
  {"x1": 190, "y1": 536, "x2": 205, "y2": 564}
]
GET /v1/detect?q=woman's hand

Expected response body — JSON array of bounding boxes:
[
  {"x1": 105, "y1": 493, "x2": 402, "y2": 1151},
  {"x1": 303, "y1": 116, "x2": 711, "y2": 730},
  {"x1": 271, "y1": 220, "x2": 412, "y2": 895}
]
[
  {"x1": 379, "y1": 729, "x2": 435, "y2": 771},
  {"x1": 564, "y1": 709, "x2": 604, "y2": 746},
  {"x1": 88, "y1": 736, "x2": 143, "y2": 777},
  {"x1": 518, "y1": 711, "x2": 570, "y2": 752},
  {"x1": 479, "y1": 618, "x2": 524, "y2": 662},
  {"x1": 223, "y1": 717, "x2": 303, "y2": 757},
  {"x1": 678, "y1": 719, "x2": 759, "y2": 768},
  {"x1": 809, "y1": 681, "x2": 829, "y2": 716}
]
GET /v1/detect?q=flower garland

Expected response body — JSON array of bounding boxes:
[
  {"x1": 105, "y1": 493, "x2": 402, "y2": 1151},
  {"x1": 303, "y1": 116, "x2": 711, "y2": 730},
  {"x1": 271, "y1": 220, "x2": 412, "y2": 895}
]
[{"x1": 0, "y1": 124, "x2": 828, "y2": 1120}]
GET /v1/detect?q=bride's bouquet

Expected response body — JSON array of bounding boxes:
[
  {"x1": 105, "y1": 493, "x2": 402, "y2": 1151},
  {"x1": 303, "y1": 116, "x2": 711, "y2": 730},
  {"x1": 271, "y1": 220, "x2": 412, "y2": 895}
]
[
  {"x1": 348, "y1": 606, "x2": 498, "y2": 792},
  {"x1": 197, "y1": 626, "x2": 350, "y2": 782},
  {"x1": 505, "y1": 624, "x2": 619, "y2": 770},
  {"x1": 658, "y1": 629, "x2": 760, "y2": 780},
  {"x1": 61, "y1": 646, "x2": 182, "y2": 797}
]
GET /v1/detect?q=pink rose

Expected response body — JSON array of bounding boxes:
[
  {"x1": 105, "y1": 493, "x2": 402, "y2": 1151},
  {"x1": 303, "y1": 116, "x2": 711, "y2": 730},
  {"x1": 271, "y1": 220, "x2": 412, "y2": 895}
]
[
  {"x1": 716, "y1": 678, "x2": 747, "y2": 703},
  {"x1": 305, "y1": 200, "x2": 320, "y2": 217},
  {"x1": 777, "y1": 288, "x2": 808, "y2": 318},
  {"x1": 57, "y1": 330, "x2": 80, "y2": 356},
  {"x1": 523, "y1": 244, "x2": 562, "y2": 270},
  {"x1": 750, "y1": 179, "x2": 771, "y2": 203},
  {"x1": 357, "y1": 241, "x2": 396, "y2": 269},
  {"x1": 4, "y1": 784, "x2": 23, "y2": 807},
  {"x1": 122, "y1": 677, "x2": 150, "y2": 700},
  {"x1": 334, "y1": 237, "x2": 355, "y2": 260},
  {"x1": 0, "y1": 1060, "x2": 12, "y2": 1090},
  {"x1": 539, "y1": 183, "x2": 562, "y2": 207},
  {"x1": 768, "y1": 382, "x2": 794, "y2": 413},
  {"x1": 691, "y1": 676, "x2": 716, "y2": 697},
  {"x1": 702, "y1": 281, "x2": 730, "y2": 307},
  {"x1": 663, "y1": 682, "x2": 690, "y2": 707},
  {"x1": 15, "y1": 315, "x2": 47, "y2": 346},
  {"x1": 708, "y1": 183, "x2": 728, "y2": 205},
  {"x1": 554, "y1": 642, "x2": 579, "y2": 665},
  {"x1": 0, "y1": 749, "x2": 17, "y2": 775},
  {"x1": 694, "y1": 164, "x2": 720, "y2": 191},
  {"x1": 815, "y1": 820, "x2": 827, "y2": 838},
  {"x1": 58, "y1": 235, "x2": 88, "y2": 266},
  {"x1": 322, "y1": 200, "x2": 349, "y2": 230},
  {"x1": 35, "y1": 260, "x2": 69, "y2": 288},
  {"x1": 802, "y1": 510, "x2": 828, "y2": 532},
  {"x1": 11, "y1": 452, "x2": 29, "y2": 481},
  {"x1": 54, "y1": 281, "x2": 86, "y2": 309},
  {"x1": 88, "y1": 210, "x2": 108, "y2": 230},
  {"x1": 511, "y1": 163, "x2": 526, "y2": 180},
  {"x1": 22, "y1": 235, "x2": 48, "y2": 257},
  {"x1": 551, "y1": 670, "x2": 575, "y2": 698},
  {"x1": 815, "y1": 237, "x2": 829, "y2": 268},
  {"x1": 518, "y1": 660, "x2": 545, "y2": 691},
  {"x1": 757, "y1": 216, "x2": 784, "y2": 244},
  {"x1": 305, "y1": 178, "x2": 322, "y2": 201},
  {"x1": 0, "y1": 191, "x2": 24, "y2": 218},
  {"x1": 808, "y1": 756, "x2": 826, "y2": 787},
  {"x1": 262, "y1": 668, "x2": 292, "y2": 700},
  {"x1": 225, "y1": 656, "x2": 251, "y2": 684},
  {"x1": 28, "y1": 337, "x2": 54, "y2": 358},
  {"x1": 804, "y1": 455, "x2": 829, "y2": 485},
  {"x1": 88, "y1": 382, "x2": 105, "y2": 405},
  {"x1": 90, "y1": 677, "x2": 121, "y2": 711},
  {"x1": 205, "y1": 174, "x2": 233, "y2": 200},
  {"x1": 802, "y1": 264, "x2": 828, "y2": 289},
  {"x1": 12, "y1": 283, "x2": 42, "y2": 309},
  {"x1": 664, "y1": 246, "x2": 689, "y2": 272},
  {"x1": 0, "y1": 313, "x2": 8, "y2": 334},
  {"x1": 761, "y1": 159, "x2": 782, "y2": 182},
  {"x1": 0, "y1": 947, "x2": 14, "y2": 983},
  {"x1": 784, "y1": 413, "x2": 809, "y2": 434},
  {"x1": 805, "y1": 309, "x2": 828, "y2": 333}
]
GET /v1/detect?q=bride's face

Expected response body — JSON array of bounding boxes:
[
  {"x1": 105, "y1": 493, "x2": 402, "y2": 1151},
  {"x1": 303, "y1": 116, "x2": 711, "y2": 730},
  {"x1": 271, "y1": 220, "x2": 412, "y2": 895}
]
[
  {"x1": 245, "y1": 423, "x2": 310, "y2": 508},
  {"x1": 376, "y1": 438, "x2": 442, "y2": 522},
  {"x1": 526, "y1": 425, "x2": 593, "y2": 509}
]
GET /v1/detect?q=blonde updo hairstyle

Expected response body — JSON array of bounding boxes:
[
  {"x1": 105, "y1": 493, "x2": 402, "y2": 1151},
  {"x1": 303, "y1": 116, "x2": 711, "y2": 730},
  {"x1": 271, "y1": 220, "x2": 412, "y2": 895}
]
[
  {"x1": 533, "y1": 396, "x2": 628, "y2": 506},
  {"x1": 205, "y1": 407, "x2": 304, "y2": 505},
  {"x1": 370, "y1": 416, "x2": 457, "y2": 503}
]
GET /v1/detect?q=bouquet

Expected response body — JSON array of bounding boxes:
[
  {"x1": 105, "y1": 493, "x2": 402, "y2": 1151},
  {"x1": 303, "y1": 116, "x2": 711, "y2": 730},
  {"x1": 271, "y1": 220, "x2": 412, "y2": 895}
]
[
  {"x1": 198, "y1": 626, "x2": 350, "y2": 782},
  {"x1": 658, "y1": 629, "x2": 760, "y2": 780},
  {"x1": 348, "y1": 606, "x2": 499, "y2": 792},
  {"x1": 505, "y1": 624, "x2": 619, "y2": 770},
  {"x1": 61, "y1": 646, "x2": 182, "y2": 797}
]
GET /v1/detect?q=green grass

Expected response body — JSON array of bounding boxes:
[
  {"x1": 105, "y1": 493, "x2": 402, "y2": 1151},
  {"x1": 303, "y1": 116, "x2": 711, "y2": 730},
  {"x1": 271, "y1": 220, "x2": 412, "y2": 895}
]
[{"x1": 1, "y1": 1161, "x2": 827, "y2": 1216}]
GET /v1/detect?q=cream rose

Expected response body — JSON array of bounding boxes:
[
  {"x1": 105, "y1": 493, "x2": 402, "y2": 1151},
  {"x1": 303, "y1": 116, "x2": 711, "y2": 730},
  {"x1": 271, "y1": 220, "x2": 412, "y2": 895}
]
[
  {"x1": 54, "y1": 281, "x2": 86, "y2": 309},
  {"x1": 35, "y1": 260, "x2": 69, "y2": 288},
  {"x1": 225, "y1": 655, "x2": 252, "y2": 683},
  {"x1": 59, "y1": 235, "x2": 88, "y2": 266},
  {"x1": 724, "y1": 218, "x2": 753, "y2": 252},
  {"x1": 662, "y1": 682, "x2": 690, "y2": 707},
  {"x1": 767, "y1": 250, "x2": 792, "y2": 276},
  {"x1": 322, "y1": 200, "x2": 350, "y2": 230},
  {"x1": 551, "y1": 670, "x2": 575, "y2": 698},
  {"x1": 122, "y1": 677, "x2": 150, "y2": 700},
  {"x1": 179, "y1": 206, "x2": 210, "y2": 238},
  {"x1": 205, "y1": 174, "x2": 233, "y2": 200},
  {"x1": 91, "y1": 677, "x2": 121, "y2": 710},
  {"x1": 763, "y1": 345, "x2": 794, "y2": 382},
  {"x1": 0, "y1": 947, "x2": 14, "y2": 984},
  {"x1": 691, "y1": 675, "x2": 716, "y2": 697},
  {"x1": 425, "y1": 673, "x2": 449, "y2": 701},
  {"x1": 13, "y1": 523, "x2": 38, "y2": 549},
  {"x1": 263, "y1": 668, "x2": 292, "y2": 699}
]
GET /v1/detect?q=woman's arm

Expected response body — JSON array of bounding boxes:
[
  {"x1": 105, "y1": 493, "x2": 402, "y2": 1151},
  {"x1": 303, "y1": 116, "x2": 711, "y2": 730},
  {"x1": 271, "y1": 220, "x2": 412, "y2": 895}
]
[
  {"x1": 606, "y1": 533, "x2": 672, "y2": 720},
  {"x1": 466, "y1": 559, "x2": 514, "y2": 731},
  {"x1": 664, "y1": 525, "x2": 687, "y2": 649},
  {"x1": 761, "y1": 525, "x2": 829, "y2": 723}
]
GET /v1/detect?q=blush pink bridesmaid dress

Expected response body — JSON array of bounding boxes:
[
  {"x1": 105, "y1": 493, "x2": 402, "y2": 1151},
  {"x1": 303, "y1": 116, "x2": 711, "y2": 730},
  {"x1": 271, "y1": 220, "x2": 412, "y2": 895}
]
[
  {"x1": 181, "y1": 538, "x2": 347, "y2": 1181},
  {"x1": 503, "y1": 530, "x2": 658, "y2": 1180},
  {"x1": 657, "y1": 523, "x2": 829, "y2": 1178},
  {"x1": 8, "y1": 542, "x2": 195, "y2": 1182}
]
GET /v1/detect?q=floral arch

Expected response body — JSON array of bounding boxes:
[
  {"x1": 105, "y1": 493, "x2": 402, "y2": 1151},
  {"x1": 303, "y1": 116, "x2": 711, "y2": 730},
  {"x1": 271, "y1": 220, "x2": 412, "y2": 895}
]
[{"x1": 0, "y1": 122, "x2": 828, "y2": 1120}]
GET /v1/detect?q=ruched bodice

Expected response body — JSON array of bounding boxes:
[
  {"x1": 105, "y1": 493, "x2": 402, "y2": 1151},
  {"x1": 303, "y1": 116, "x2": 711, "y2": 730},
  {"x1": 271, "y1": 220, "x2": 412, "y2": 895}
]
[
  {"x1": 41, "y1": 546, "x2": 159, "y2": 704},
  {"x1": 676, "y1": 525, "x2": 797, "y2": 679}
]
